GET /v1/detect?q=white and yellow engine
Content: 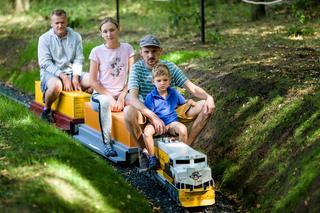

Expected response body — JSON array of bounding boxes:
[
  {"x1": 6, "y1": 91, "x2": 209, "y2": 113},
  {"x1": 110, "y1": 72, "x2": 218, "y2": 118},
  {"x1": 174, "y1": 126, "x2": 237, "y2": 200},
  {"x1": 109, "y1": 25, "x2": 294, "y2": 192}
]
[{"x1": 153, "y1": 137, "x2": 215, "y2": 207}]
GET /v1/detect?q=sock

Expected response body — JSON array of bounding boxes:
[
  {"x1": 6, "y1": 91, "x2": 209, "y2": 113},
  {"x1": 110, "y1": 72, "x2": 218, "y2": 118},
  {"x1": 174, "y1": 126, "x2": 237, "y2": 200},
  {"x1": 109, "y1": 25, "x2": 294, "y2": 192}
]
[{"x1": 43, "y1": 107, "x2": 51, "y2": 113}]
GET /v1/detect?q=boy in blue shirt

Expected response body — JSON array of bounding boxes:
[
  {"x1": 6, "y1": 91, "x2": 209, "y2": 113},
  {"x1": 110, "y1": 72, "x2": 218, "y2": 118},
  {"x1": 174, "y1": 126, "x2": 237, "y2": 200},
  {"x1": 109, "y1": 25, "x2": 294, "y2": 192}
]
[{"x1": 144, "y1": 64, "x2": 194, "y2": 170}]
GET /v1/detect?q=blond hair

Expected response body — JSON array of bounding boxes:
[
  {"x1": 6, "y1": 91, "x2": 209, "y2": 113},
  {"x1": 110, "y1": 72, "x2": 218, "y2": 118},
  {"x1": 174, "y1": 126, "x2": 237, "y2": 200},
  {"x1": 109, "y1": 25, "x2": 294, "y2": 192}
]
[
  {"x1": 152, "y1": 63, "x2": 171, "y2": 79},
  {"x1": 51, "y1": 9, "x2": 67, "y2": 17}
]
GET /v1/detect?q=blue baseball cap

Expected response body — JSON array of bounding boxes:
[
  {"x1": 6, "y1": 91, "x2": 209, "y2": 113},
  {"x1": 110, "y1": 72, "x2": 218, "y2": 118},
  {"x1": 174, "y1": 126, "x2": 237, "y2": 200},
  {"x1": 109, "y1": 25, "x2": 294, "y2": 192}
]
[{"x1": 139, "y1": 35, "x2": 161, "y2": 48}]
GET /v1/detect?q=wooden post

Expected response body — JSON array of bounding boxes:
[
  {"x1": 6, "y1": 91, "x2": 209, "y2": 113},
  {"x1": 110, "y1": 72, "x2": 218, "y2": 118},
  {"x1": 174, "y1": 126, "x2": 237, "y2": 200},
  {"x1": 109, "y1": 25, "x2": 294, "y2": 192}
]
[
  {"x1": 116, "y1": 0, "x2": 120, "y2": 26},
  {"x1": 200, "y1": 0, "x2": 205, "y2": 44}
]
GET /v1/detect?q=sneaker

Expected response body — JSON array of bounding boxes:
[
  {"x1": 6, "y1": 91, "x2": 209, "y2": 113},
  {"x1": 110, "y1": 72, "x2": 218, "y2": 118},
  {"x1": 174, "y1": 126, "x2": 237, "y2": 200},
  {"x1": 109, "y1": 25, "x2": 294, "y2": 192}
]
[
  {"x1": 40, "y1": 109, "x2": 54, "y2": 123},
  {"x1": 148, "y1": 156, "x2": 158, "y2": 170},
  {"x1": 103, "y1": 142, "x2": 117, "y2": 157}
]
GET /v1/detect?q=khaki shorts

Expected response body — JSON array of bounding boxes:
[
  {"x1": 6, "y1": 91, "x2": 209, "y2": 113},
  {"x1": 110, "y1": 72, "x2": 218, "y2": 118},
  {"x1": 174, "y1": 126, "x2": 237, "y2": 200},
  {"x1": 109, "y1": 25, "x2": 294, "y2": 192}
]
[
  {"x1": 176, "y1": 103, "x2": 195, "y2": 124},
  {"x1": 140, "y1": 103, "x2": 195, "y2": 125}
]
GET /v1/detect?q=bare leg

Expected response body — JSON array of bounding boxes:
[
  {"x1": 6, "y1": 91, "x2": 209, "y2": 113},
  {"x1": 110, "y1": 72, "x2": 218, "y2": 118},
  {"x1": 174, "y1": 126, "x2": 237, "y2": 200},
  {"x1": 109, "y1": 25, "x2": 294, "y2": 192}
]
[
  {"x1": 143, "y1": 124, "x2": 155, "y2": 156},
  {"x1": 186, "y1": 100, "x2": 213, "y2": 146},
  {"x1": 44, "y1": 77, "x2": 63, "y2": 109},
  {"x1": 167, "y1": 121, "x2": 188, "y2": 143},
  {"x1": 123, "y1": 105, "x2": 146, "y2": 148},
  {"x1": 80, "y1": 73, "x2": 91, "y2": 91}
]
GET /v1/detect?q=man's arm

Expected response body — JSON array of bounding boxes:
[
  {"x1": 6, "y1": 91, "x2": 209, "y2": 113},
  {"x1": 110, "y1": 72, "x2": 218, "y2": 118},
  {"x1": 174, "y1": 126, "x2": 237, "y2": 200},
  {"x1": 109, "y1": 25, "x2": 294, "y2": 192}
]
[
  {"x1": 183, "y1": 80, "x2": 215, "y2": 114},
  {"x1": 119, "y1": 56, "x2": 135, "y2": 97},
  {"x1": 129, "y1": 88, "x2": 154, "y2": 117},
  {"x1": 72, "y1": 33, "x2": 84, "y2": 75},
  {"x1": 38, "y1": 35, "x2": 72, "y2": 91},
  {"x1": 72, "y1": 33, "x2": 84, "y2": 90},
  {"x1": 129, "y1": 89, "x2": 166, "y2": 134}
]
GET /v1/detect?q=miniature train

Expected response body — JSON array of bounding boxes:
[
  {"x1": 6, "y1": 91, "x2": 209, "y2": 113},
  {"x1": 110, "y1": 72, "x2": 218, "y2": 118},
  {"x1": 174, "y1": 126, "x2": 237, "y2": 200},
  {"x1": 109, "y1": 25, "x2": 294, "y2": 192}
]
[
  {"x1": 29, "y1": 81, "x2": 215, "y2": 208},
  {"x1": 152, "y1": 137, "x2": 215, "y2": 207}
]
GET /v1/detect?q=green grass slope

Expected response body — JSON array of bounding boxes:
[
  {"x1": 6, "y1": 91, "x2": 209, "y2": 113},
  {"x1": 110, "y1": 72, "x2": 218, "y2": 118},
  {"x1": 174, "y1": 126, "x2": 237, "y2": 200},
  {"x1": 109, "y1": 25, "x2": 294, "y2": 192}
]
[
  {"x1": 185, "y1": 19, "x2": 320, "y2": 213},
  {"x1": 0, "y1": 96, "x2": 151, "y2": 213},
  {"x1": 210, "y1": 69, "x2": 320, "y2": 212}
]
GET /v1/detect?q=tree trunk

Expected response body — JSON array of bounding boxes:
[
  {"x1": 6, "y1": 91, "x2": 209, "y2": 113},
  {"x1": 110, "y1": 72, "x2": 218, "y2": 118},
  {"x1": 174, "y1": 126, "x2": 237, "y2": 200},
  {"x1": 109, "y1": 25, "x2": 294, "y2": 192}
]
[
  {"x1": 251, "y1": 5, "x2": 266, "y2": 21},
  {"x1": 15, "y1": 0, "x2": 30, "y2": 13}
]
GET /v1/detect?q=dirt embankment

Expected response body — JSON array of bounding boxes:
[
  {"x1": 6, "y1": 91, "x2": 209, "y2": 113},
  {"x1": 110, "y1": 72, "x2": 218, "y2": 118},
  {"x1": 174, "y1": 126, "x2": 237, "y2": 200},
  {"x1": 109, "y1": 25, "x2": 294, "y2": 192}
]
[{"x1": 0, "y1": 39, "x2": 26, "y2": 68}]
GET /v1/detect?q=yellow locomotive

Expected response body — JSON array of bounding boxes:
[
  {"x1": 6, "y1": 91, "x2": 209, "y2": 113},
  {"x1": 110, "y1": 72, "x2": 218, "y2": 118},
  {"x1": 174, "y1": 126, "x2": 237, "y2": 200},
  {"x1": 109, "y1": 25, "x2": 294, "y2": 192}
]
[{"x1": 152, "y1": 137, "x2": 215, "y2": 207}]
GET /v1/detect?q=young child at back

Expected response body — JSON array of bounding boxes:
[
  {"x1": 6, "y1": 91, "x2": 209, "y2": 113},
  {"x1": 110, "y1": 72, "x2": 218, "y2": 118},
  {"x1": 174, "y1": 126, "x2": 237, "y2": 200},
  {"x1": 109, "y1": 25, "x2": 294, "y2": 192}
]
[{"x1": 144, "y1": 63, "x2": 190, "y2": 170}]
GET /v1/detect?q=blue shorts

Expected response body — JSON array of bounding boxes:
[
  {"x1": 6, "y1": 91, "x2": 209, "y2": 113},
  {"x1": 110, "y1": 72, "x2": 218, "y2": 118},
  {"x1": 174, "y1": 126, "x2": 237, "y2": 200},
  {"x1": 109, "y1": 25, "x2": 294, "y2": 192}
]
[
  {"x1": 40, "y1": 72, "x2": 84, "y2": 103},
  {"x1": 40, "y1": 72, "x2": 83, "y2": 93}
]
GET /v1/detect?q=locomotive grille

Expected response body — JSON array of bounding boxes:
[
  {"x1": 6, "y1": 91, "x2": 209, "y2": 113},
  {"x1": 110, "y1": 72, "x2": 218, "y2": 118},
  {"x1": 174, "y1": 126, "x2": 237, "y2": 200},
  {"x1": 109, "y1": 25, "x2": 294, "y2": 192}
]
[{"x1": 175, "y1": 179, "x2": 213, "y2": 190}]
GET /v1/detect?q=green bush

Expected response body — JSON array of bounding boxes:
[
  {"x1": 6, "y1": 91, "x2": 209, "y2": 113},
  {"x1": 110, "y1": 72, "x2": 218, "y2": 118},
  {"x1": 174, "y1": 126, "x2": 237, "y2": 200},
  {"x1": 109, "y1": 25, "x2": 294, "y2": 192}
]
[
  {"x1": 286, "y1": 25, "x2": 315, "y2": 36},
  {"x1": 161, "y1": 50, "x2": 213, "y2": 65},
  {"x1": 0, "y1": 0, "x2": 13, "y2": 14},
  {"x1": 208, "y1": 29, "x2": 224, "y2": 43}
]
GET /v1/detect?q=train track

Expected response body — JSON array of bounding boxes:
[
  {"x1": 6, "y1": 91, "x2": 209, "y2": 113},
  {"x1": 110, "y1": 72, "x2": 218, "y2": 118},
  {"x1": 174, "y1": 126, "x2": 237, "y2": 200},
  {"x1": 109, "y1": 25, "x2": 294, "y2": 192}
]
[{"x1": 0, "y1": 81, "x2": 236, "y2": 213}]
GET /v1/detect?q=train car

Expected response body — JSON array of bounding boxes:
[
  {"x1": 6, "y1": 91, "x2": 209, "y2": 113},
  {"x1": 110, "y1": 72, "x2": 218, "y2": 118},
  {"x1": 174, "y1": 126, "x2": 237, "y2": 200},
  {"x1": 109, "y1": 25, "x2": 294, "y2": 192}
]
[
  {"x1": 29, "y1": 81, "x2": 90, "y2": 133},
  {"x1": 74, "y1": 102, "x2": 139, "y2": 165},
  {"x1": 151, "y1": 137, "x2": 215, "y2": 208},
  {"x1": 29, "y1": 81, "x2": 139, "y2": 164}
]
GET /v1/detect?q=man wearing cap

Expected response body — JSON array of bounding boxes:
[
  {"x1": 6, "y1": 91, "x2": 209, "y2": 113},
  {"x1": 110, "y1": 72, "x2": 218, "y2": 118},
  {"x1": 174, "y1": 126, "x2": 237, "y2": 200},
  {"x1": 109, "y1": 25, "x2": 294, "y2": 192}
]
[{"x1": 125, "y1": 34, "x2": 215, "y2": 147}]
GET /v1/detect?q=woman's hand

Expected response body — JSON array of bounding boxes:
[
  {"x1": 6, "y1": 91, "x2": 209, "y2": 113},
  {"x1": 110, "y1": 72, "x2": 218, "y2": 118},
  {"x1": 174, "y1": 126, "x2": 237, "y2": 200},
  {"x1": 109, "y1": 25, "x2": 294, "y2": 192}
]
[
  {"x1": 110, "y1": 96, "x2": 119, "y2": 112},
  {"x1": 115, "y1": 94, "x2": 125, "y2": 112}
]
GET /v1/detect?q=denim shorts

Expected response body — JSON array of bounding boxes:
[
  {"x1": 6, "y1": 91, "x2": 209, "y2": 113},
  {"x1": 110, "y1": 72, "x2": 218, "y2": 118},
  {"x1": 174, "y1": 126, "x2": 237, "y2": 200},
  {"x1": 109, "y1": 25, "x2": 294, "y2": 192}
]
[
  {"x1": 40, "y1": 72, "x2": 83, "y2": 93},
  {"x1": 40, "y1": 72, "x2": 84, "y2": 102}
]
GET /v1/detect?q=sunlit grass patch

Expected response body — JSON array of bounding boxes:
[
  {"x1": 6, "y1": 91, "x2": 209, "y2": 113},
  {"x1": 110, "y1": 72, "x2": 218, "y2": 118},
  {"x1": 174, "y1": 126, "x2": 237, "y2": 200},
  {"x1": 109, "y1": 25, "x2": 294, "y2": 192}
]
[
  {"x1": 248, "y1": 96, "x2": 302, "y2": 154},
  {"x1": 0, "y1": 96, "x2": 151, "y2": 212},
  {"x1": 162, "y1": 50, "x2": 213, "y2": 65},
  {"x1": 221, "y1": 94, "x2": 304, "y2": 184},
  {"x1": 233, "y1": 96, "x2": 260, "y2": 121},
  {"x1": 44, "y1": 160, "x2": 115, "y2": 212},
  {"x1": 294, "y1": 111, "x2": 320, "y2": 145},
  {"x1": 273, "y1": 147, "x2": 320, "y2": 212},
  {"x1": 6, "y1": 70, "x2": 39, "y2": 94},
  {"x1": 0, "y1": 14, "x2": 45, "y2": 39}
]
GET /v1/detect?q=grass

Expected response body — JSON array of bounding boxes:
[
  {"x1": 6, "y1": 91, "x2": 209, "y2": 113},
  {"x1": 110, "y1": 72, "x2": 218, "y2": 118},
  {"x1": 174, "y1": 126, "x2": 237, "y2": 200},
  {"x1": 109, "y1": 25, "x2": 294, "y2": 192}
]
[
  {"x1": 0, "y1": 96, "x2": 151, "y2": 212},
  {"x1": 1, "y1": 0, "x2": 320, "y2": 212},
  {"x1": 210, "y1": 68, "x2": 320, "y2": 210},
  {"x1": 161, "y1": 50, "x2": 213, "y2": 65}
]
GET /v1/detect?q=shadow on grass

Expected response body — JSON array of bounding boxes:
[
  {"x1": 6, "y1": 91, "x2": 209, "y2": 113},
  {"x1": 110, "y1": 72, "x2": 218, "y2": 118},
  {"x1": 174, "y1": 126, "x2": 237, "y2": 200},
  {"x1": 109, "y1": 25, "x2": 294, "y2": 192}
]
[
  {"x1": 0, "y1": 97, "x2": 151, "y2": 213},
  {"x1": 196, "y1": 63, "x2": 319, "y2": 211}
]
